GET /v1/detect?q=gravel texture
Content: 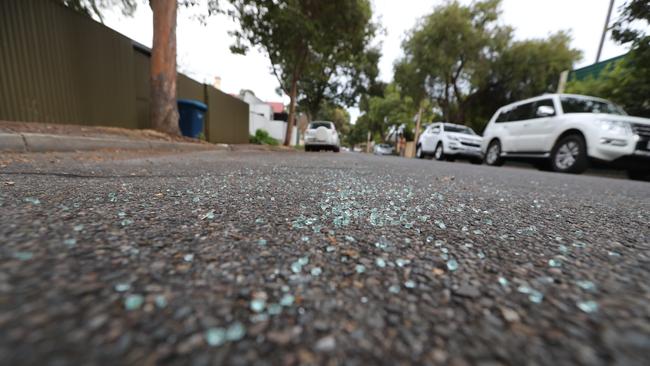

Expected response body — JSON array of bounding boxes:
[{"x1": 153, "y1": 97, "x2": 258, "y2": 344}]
[{"x1": 0, "y1": 150, "x2": 649, "y2": 365}]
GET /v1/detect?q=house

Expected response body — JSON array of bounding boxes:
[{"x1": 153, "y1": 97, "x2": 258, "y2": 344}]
[{"x1": 237, "y1": 90, "x2": 298, "y2": 145}]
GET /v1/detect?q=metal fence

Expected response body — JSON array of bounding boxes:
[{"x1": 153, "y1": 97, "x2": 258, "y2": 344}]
[{"x1": 0, "y1": 0, "x2": 249, "y2": 144}]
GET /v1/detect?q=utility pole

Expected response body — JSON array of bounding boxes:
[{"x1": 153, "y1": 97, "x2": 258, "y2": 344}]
[{"x1": 596, "y1": 0, "x2": 615, "y2": 63}]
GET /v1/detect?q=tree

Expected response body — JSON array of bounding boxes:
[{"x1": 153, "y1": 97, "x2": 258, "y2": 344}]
[
  {"x1": 298, "y1": 47, "x2": 380, "y2": 125},
  {"x1": 400, "y1": 0, "x2": 505, "y2": 124},
  {"x1": 567, "y1": 0, "x2": 650, "y2": 117},
  {"x1": 229, "y1": 0, "x2": 374, "y2": 146},
  {"x1": 394, "y1": 58, "x2": 429, "y2": 146},
  {"x1": 364, "y1": 83, "x2": 416, "y2": 141},
  {"x1": 398, "y1": 0, "x2": 581, "y2": 132},
  {"x1": 150, "y1": 0, "x2": 180, "y2": 135}
]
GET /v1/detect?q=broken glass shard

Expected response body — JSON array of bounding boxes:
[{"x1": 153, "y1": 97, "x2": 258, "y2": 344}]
[
  {"x1": 355, "y1": 264, "x2": 366, "y2": 274},
  {"x1": 267, "y1": 303, "x2": 282, "y2": 315},
  {"x1": 154, "y1": 295, "x2": 168, "y2": 308},
  {"x1": 548, "y1": 259, "x2": 561, "y2": 268},
  {"x1": 124, "y1": 294, "x2": 144, "y2": 310},
  {"x1": 225, "y1": 322, "x2": 246, "y2": 341},
  {"x1": 310, "y1": 267, "x2": 322, "y2": 276},
  {"x1": 114, "y1": 283, "x2": 131, "y2": 292},
  {"x1": 395, "y1": 258, "x2": 410, "y2": 267},
  {"x1": 201, "y1": 210, "x2": 215, "y2": 220},
  {"x1": 529, "y1": 290, "x2": 544, "y2": 304},
  {"x1": 13, "y1": 251, "x2": 33, "y2": 261},
  {"x1": 446, "y1": 259, "x2": 458, "y2": 271},
  {"x1": 280, "y1": 294, "x2": 295, "y2": 307},
  {"x1": 250, "y1": 299, "x2": 266, "y2": 313},
  {"x1": 576, "y1": 280, "x2": 596, "y2": 291},
  {"x1": 375, "y1": 258, "x2": 386, "y2": 268},
  {"x1": 388, "y1": 285, "x2": 401, "y2": 294},
  {"x1": 577, "y1": 300, "x2": 598, "y2": 313},
  {"x1": 404, "y1": 280, "x2": 416, "y2": 289},
  {"x1": 24, "y1": 197, "x2": 41, "y2": 205},
  {"x1": 205, "y1": 328, "x2": 226, "y2": 347},
  {"x1": 184, "y1": 254, "x2": 194, "y2": 262}
]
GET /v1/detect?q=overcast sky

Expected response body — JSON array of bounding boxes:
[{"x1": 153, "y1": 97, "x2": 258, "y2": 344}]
[{"x1": 103, "y1": 0, "x2": 633, "y2": 122}]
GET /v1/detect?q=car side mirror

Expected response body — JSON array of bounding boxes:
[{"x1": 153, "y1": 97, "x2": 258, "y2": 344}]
[{"x1": 536, "y1": 105, "x2": 555, "y2": 117}]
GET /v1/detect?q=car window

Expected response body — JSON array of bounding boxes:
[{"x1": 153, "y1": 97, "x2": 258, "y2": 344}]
[
  {"x1": 496, "y1": 110, "x2": 510, "y2": 123},
  {"x1": 560, "y1": 97, "x2": 626, "y2": 115},
  {"x1": 431, "y1": 126, "x2": 441, "y2": 134},
  {"x1": 309, "y1": 122, "x2": 332, "y2": 129},
  {"x1": 508, "y1": 102, "x2": 534, "y2": 121},
  {"x1": 444, "y1": 125, "x2": 475, "y2": 135}
]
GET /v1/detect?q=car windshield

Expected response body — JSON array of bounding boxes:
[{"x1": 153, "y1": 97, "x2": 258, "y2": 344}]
[
  {"x1": 309, "y1": 122, "x2": 332, "y2": 129},
  {"x1": 560, "y1": 97, "x2": 626, "y2": 115},
  {"x1": 444, "y1": 125, "x2": 475, "y2": 135}
]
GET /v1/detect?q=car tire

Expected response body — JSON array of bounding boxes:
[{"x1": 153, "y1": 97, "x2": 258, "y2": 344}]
[
  {"x1": 333, "y1": 146, "x2": 340, "y2": 153},
  {"x1": 550, "y1": 134, "x2": 588, "y2": 174},
  {"x1": 434, "y1": 143, "x2": 445, "y2": 161},
  {"x1": 416, "y1": 144, "x2": 424, "y2": 159},
  {"x1": 627, "y1": 169, "x2": 650, "y2": 181},
  {"x1": 485, "y1": 140, "x2": 504, "y2": 166},
  {"x1": 534, "y1": 161, "x2": 552, "y2": 171},
  {"x1": 470, "y1": 158, "x2": 483, "y2": 165}
]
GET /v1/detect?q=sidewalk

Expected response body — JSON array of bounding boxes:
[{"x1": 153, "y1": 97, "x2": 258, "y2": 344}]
[{"x1": 0, "y1": 121, "x2": 223, "y2": 153}]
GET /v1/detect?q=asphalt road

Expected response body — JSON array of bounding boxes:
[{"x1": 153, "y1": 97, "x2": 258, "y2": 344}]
[{"x1": 1, "y1": 149, "x2": 649, "y2": 365}]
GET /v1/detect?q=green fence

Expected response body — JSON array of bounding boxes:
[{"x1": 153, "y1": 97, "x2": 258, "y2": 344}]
[{"x1": 0, "y1": 0, "x2": 249, "y2": 144}]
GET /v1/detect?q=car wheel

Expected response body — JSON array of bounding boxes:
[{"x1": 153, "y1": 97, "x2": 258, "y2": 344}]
[
  {"x1": 627, "y1": 169, "x2": 650, "y2": 181},
  {"x1": 551, "y1": 134, "x2": 588, "y2": 174},
  {"x1": 333, "y1": 146, "x2": 340, "y2": 153},
  {"x1": 434, "y1": 143, "x2": 445, "y2": 161},
  {"x1": 416, "y1": 145, "x2": 424, "y2": 159},
  {"x1": 485, "y1": 140, "x2": 504, "y2": 166},
  {"x1": 470, "y1": 158, "x2": 483, "y2": 165}
]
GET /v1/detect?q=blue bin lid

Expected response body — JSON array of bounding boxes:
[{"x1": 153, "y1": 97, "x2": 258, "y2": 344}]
[{"x1": 177, "y1": 99, "x2": 208, "y2": 111}]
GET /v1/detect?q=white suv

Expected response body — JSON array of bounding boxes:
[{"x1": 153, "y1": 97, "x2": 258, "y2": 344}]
[
  {"x1": 482, "y1": 94, "x2": 650, "y2": 179},
  {"x1": 416, "y1": 123, "x2": 483, "y2": 164},
  {"x1": 304, "y1": 121, "x2": 340, "y2": 152}
]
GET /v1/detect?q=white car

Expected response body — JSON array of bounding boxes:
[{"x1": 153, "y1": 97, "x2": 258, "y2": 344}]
[
  {"x1": 374, "y1": 144, "x2": 394, "y2": 155},
  {"x1": 416, "y1": 123, "x2": 483, "y2": 164},
  {"x1": 304, "y1": 121, "x2": 340, "y2": 152},
  {"x1": 482, "y1": 93, "x2": 650, "y2": 180}
]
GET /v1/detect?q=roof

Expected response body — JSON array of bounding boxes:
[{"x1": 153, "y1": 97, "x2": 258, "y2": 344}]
[
  {"x1": 569, "y1": 54, "x2": 627, "y2": 81},
  {"x1": 267, "y1": 102, "x2": 285, "y2": 114}
]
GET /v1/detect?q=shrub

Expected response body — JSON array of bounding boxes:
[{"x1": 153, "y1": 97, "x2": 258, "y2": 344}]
[{"x1": 249, "y1": 129, "x2": 279, "y2": 146}]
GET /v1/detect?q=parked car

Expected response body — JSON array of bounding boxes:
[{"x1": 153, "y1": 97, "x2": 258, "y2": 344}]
[
  {"x1": 416, "y1": 123, "x2": 483, "y2": 164},
  {"x1": 373, "y1": 144, "x2": 394, "y2": 155},
  {"x1": 482, "y1": 93, "x2": 650, "y2": 180},
  {"x1": 304, "y1": 121, "x2": 340, "y2": 152}
]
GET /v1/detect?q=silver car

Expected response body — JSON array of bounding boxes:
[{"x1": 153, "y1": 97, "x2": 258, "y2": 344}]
[{"x1": 373, "y1": 144, "x2": 394, "y2": 156}]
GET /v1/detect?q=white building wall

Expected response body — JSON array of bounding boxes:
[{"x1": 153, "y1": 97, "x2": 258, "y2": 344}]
[{"x1": 241, "y1": 91, "x2": 298, "y2": 145}]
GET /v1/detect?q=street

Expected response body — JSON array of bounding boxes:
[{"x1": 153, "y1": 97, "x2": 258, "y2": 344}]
[{"x1": 1, "y1": 149, "x2": 649, "y2": 365}]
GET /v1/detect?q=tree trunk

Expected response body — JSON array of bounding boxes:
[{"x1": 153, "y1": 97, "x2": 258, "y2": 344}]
[
  {"x1": 284, "y1": 79, "x2": 298, "y2": 146},
  {"x1": 413, "y1": 104, "x2": 423, "y2": 154},
  {"x1": 150, "y1": 0, "x2": 180, "y2": 136}
]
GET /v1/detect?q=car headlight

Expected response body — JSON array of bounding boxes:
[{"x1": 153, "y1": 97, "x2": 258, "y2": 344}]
[
  {"x1": 600, "y1": 120, "x2": 633, "y2": 136},
  {"x1": 448, "y1": 135, "x2": 459, "y2": 141}
]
